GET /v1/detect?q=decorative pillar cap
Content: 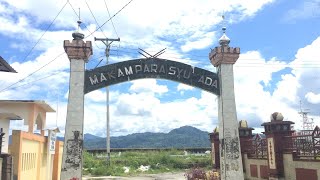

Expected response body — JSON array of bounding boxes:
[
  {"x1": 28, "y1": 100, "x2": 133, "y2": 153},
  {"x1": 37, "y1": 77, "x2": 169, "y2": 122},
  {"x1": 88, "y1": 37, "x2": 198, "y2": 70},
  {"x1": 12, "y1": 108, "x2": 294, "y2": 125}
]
[
  {"x1": 72, "y1": 32, "x2": 84, "y2": 40},
  {"x1": 219, "y1": 27, "x2": 230, "y2": 46},
  {"x1": 270, "y1": 112, "x2": 284, "y2": 121},
  {"x1": 214, "y1": 126, "x2": 219, "y2": 133},
  {"x1": 209, "y1": 27, "x2": 240, "y2": 67},
  {"x1": 64, "y1": 40, "x2": 93, "y2": 62}
]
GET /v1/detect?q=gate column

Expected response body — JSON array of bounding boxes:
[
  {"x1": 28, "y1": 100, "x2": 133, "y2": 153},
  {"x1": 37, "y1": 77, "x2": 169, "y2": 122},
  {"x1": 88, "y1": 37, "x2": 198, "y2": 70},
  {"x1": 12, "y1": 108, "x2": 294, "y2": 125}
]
[
  {"x1": 61, "y1": 32, "x2": 92, "y2": 180},
  {"x1": 262, "y1": 112, "x2": 294, "y2": 180},
  {"x1": 209, "y1": 127, "x2": 220, "y2": 169},
  {"x1": 209, "y1": 27, "x2": 244, "y2": 179}
]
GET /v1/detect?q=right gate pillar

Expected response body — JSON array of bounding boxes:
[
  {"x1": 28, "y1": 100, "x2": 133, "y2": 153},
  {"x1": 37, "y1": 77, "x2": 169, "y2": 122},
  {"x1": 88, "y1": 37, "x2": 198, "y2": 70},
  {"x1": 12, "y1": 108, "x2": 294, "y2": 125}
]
[
  {"x1": 209, "y1": 27, "x2": 244, "y2": 180},
  {"x1": 261, "y1": 112, "x2": 294, "y2": 180}
]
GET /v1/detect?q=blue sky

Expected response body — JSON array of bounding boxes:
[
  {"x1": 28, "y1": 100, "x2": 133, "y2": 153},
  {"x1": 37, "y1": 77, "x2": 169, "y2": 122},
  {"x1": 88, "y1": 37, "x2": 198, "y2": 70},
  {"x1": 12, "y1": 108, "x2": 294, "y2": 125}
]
[{"x1": 1, "y1": 0, "x2": 320, "y2": 137}]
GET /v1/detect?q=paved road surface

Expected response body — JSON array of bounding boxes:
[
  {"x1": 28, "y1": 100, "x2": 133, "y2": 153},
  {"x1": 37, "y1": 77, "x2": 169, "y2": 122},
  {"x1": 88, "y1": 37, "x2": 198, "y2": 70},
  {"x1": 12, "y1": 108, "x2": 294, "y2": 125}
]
[{"x1": 83, "y1": 172, "x2": 186, "y2": 180}]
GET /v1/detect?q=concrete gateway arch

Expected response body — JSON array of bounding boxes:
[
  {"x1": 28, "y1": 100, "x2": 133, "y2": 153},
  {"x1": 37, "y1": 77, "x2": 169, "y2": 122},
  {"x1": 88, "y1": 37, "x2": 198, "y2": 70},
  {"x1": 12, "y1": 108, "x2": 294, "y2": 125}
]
[{"x1": 61, "y1": 30, "x2": 244, "y2": 180}]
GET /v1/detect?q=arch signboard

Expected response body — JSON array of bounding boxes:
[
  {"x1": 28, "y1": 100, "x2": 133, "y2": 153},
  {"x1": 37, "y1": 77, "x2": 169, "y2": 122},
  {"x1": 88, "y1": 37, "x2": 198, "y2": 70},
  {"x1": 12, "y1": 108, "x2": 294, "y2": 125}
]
[{"x1": 84, "y1": 58, "x2": 219, "y2": 95}]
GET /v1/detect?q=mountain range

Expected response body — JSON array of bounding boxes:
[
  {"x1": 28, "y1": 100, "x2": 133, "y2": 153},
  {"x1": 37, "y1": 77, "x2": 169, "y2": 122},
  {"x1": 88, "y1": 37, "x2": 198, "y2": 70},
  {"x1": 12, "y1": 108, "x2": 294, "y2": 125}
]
[
  {"x1": 83, "y1": 126, "x2": 211, "y2": 149},
  {"x1": 8, "y1": 126, "x2": 211, "y2": 149}
]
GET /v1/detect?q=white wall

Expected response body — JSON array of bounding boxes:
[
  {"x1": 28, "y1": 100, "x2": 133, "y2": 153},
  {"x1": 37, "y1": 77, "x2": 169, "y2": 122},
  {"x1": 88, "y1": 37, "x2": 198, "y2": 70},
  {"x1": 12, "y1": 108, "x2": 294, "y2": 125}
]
[{"x1": 283, "y1": 153, "x2": 320, "y2": 180}]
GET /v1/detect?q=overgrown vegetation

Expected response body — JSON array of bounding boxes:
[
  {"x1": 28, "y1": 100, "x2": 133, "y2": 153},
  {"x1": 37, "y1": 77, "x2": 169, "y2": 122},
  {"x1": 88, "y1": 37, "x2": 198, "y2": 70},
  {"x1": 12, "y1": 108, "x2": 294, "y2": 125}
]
[{"x1": 83, "y1": 149, "x2": 212, "y2": 177}]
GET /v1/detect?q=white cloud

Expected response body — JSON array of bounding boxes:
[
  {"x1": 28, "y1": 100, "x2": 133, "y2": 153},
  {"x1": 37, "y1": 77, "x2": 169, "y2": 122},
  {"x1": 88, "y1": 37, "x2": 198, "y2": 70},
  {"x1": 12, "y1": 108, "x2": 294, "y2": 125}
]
[
  {"x1": 1, "y1": 0, "x2": 289, "y2": 137},
  {"x1": 85, "y1": 90, "x2": 120, "y2": 103},
  {"x1": 129, "y1": 79, "x2": 168, "y2": 95},
  {"x1": 0, "y1": 0, "x2": 274, "y2": 54},
  {"x1": 305, "y1": 92, "x2": 320, "y2": 104},
  {"x1": 181, "y1": 32, "x2": 216, "y2": 52},
  {"x1": 177, "y1": 84, "x2": 194, "y2": 91},
  {"x1": 283, "y1": 0, "x2": 320, "y2": 22}
]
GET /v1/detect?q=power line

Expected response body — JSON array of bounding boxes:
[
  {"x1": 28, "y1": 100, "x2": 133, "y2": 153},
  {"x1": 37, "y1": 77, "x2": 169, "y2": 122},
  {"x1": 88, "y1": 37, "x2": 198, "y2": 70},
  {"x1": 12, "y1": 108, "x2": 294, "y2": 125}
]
[
  {"x1": 21, "y1": 1, "x2": 68, "y2": 63},
  {"x1": 0, "y1": 52, "x2": 66, "y2": 93},
  {"x1": 0, "y1": 71, "x2": 65, "y2": 93},
  {"x1": 1, "y1": 55, "x2": 105, "y2": 92},
  {"x1": 85, "y1": 0, "x2": 107, "y2": 38},
  {"x1": 67, "y1": 1, "x2": 103, "y2": 49},
  {"x1": 105, "y1": 48, "x2": 320, "y2": 65},
  {"x1": 85, "y1": 0, "x2": 134, "y2": 38},
  {"x1": 103, "y1": 0, "x2": 119, "y2": 38}
]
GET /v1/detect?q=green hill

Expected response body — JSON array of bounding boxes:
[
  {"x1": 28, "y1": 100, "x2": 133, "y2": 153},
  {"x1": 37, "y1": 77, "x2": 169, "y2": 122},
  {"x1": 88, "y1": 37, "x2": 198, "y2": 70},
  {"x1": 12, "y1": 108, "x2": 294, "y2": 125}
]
[{"x1": 83, "y1": 126, "x2": 210, "y2": 149}]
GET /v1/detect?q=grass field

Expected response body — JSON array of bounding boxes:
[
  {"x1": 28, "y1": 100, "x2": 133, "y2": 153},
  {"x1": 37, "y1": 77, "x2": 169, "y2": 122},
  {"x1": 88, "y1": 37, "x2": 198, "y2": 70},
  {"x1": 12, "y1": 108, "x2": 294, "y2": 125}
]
[{"x1": 83, "y1": 149, "x2": 212, "y2": 177}]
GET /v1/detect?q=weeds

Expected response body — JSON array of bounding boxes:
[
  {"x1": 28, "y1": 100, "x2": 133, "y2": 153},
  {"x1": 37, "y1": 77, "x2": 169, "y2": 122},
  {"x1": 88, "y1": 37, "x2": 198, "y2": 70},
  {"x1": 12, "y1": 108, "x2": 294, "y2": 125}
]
[{"x1": 83, "y1": 150, "x2": 212, "y2": 176}]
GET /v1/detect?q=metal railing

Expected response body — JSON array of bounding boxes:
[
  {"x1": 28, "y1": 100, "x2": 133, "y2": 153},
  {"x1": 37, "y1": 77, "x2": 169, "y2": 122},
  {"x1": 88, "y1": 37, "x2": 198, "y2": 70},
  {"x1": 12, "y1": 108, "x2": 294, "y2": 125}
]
[
  {"x1": 247, "y1": 135, "x2": 267, "y2": 159},
  {"x1": 284, "y1": 126, "x2": 320, "y2": 160}
]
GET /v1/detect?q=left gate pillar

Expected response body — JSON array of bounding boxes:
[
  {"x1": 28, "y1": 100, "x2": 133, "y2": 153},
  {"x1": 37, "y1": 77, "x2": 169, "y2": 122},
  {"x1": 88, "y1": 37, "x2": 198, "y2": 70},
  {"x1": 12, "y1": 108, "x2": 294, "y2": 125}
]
[{"x1": 61, "y1": 32, "x2": 92, "y2": 180}]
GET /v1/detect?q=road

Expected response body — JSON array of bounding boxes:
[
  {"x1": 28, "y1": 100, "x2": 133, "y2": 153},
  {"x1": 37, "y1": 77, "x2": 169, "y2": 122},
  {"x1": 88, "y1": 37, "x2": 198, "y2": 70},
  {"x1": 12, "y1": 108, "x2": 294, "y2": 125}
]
[{"x1": 83, "y1": 172, "x2": 186, "y2": 180}]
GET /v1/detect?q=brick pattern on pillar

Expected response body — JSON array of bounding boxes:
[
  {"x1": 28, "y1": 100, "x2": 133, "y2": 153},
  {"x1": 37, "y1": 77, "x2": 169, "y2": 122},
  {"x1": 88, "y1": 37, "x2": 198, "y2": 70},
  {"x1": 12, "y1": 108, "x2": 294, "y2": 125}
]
[
  {"x1": 209, "y1": 129, "x2": 220, "y2": 169},
  {"x1": 238, "y1": 121, "x2": 254, "y2": 173},
  {"x1": 209, "y1": 44, "x2": 244, "y2": 180},
  {"x1": 60, "y1": 40, "x2": 92, "y2": 180},
  {"x1": 262, "y1": 113, "x2": 294, "y2": 180}
]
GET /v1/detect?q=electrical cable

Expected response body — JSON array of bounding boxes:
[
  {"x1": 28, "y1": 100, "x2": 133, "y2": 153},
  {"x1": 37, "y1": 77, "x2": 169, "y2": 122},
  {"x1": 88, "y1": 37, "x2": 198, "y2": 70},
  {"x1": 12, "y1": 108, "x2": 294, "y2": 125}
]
[
  {"x1": 85, "y1": 0, "x2": 107, "y2": 38},
  {"x1": 103, "y1": 0, "x2": 119, "y2": 38},
  {"x1": 103, "y1": 0, "x2": 121, "y2": 60},
  {"x1": 67, "y1": 1, "x2": 104, "y2": 49},
  {"x1": 20, "y1": 1, "x2": 68, "y2": 63},
  {"x1": 0, "y1": 52, "x2": 66, "y2": 93},
  {"x1": 0, "y1": 55, "x2": 105, "y2": 92},
  {"x1": 85, "y1": 0, "x2": 134, "y2": 38}
]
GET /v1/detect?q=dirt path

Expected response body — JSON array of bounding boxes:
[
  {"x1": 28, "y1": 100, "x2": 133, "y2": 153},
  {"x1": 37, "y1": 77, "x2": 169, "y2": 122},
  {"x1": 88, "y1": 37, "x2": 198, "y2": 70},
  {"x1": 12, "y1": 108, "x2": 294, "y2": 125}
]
[{"x1": 83, "y1": 172, "x2": 186, "y2": 180}]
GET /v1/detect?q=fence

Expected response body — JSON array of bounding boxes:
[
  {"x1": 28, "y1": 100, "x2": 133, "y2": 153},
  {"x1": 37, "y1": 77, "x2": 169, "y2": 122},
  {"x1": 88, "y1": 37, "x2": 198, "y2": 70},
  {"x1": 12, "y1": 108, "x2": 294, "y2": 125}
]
[
  {"x1": 10, "y1": 130, "x2": 63, "y2": 180},
  {"x1": 247, "y1": 134, "x2": 267, "y2": 159},
  {"x1": 283, "y1": 126, "x2": 320, "y2": 160},
  {"x1": 211, "y1": 123, "x2": 320, "y2": 180}
]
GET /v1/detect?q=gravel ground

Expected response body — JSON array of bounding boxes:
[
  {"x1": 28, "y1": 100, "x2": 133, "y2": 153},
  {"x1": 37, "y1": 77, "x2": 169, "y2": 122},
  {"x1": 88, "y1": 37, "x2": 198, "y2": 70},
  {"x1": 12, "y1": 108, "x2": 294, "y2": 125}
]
[{"x1": 83, "y1": 172, "x2": 186, "y2": 180}]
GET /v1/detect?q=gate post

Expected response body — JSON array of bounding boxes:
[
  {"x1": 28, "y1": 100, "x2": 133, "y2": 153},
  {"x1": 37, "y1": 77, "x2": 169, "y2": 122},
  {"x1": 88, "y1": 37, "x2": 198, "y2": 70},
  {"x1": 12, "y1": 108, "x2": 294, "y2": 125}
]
[
  {"x1": 209, "y1": 27, "x2": 244, "y2": 179},
  {"x1": 261, "y1": 112, "x2": 294, "y2": 180},
  {"x1": 209, "y1": 127, "x2": 220, "y2": 169},
  {"x1": 60, "y1": 32, "x2": 92, "y2": 180}
]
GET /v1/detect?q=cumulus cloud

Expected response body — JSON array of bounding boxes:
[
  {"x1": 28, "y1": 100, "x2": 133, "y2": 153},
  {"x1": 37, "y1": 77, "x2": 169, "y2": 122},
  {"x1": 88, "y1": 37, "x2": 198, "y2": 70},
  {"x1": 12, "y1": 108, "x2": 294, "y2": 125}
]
[
  {"x1": 0, "y1": 0, "x2": 275, "y2": 54},
  {"x1": 283, "y1": 0, "x2": 320, "y2": 22},
  {"x1": 129, "y1": 79, "x2": 168, "y2": 95},
  {"x1": 2, "y1": 0, "x2": 295, "y2": 137},
  {"x1": 177, "y1": 84, "x2": 194, "y2": 91},
  {"x1": 305, "y1": 92, "x2": 320, "y2": 104}
]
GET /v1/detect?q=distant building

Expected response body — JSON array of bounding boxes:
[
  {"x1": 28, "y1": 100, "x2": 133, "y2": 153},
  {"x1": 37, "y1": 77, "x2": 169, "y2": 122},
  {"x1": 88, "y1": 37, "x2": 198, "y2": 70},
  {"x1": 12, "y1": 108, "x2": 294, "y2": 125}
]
[{"x1": 0, "y1": 56, "x2": 17, "y2": 73}]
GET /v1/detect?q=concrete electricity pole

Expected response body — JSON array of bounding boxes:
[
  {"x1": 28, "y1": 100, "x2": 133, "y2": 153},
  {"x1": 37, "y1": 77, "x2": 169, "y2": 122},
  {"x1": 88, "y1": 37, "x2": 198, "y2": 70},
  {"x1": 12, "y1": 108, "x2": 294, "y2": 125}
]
[{"x1": 94, "y1": 37, "x2": 120, "y2": 165}]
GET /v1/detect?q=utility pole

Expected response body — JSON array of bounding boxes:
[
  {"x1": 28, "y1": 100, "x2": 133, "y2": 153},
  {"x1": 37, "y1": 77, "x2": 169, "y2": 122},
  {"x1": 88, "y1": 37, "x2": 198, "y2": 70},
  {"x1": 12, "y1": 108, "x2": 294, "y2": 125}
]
[{"x1": 94, "y1": 37, "x2": 120, "y2": 165}]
